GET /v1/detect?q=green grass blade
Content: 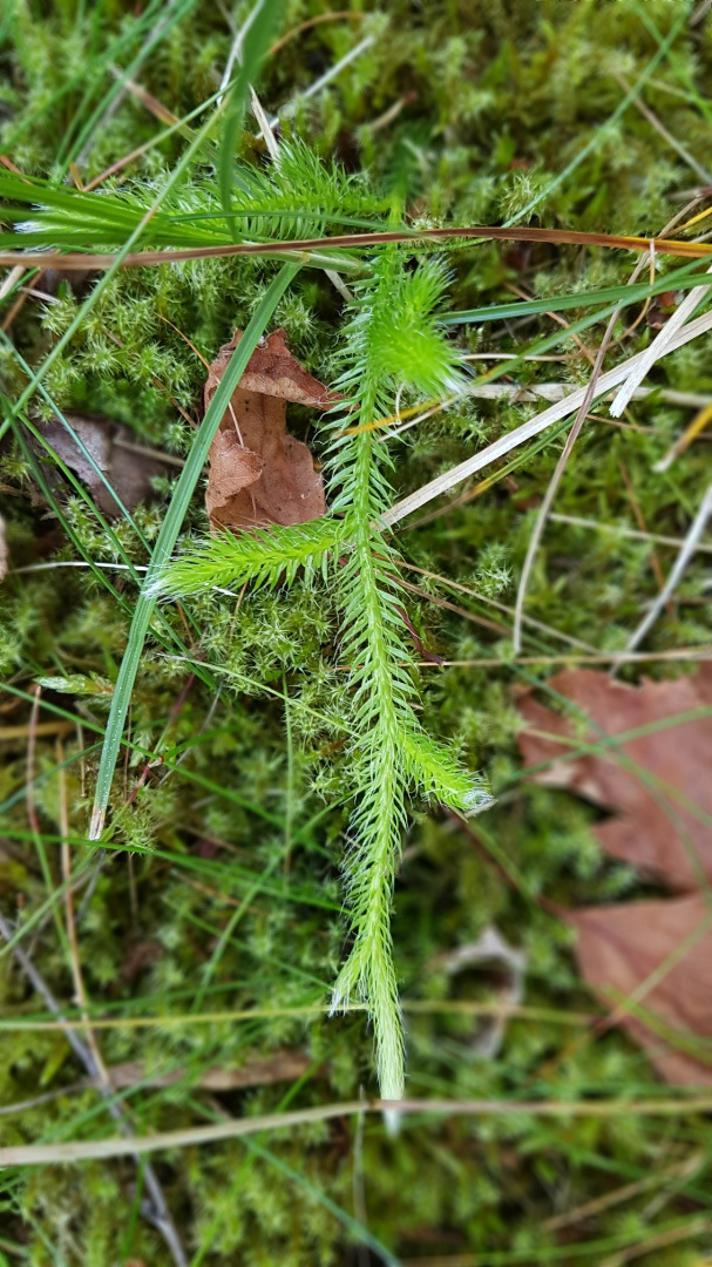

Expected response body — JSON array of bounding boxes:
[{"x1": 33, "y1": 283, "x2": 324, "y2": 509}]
[
  {"x1": 4, "y1": 93, "x2": 229, "y2": 443},
  {"x1": 218, "y1": 0, "x2": 283, "y2": 230},
  {"x1": 60, "y1": 0, "x2": 198, "y2": 169},
  {"x1": 442, "y1": 258, "x2": 709, "y2": 325},
  {"x1": 504, "y1": 8, "x2": 684, "y2": 224},
  {"x1": 88, "y1": 261, "x2": 299, "y2": 840}
]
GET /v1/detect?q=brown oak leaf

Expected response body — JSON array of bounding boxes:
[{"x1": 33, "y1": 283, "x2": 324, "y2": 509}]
[
  {"x1": 517, "y1": 667, "x2": 712, "y2": 1084},
  {"x1": 39, "y1": 414, "x2": 171, "y2": 518},
  {"x1": 568, "y1": 895, "x2": 712, "y2": 1084},
  {"x1": 517, "y1": 667, "x2": 712, "y2": 890},
  {"x1": 204, "y1": 328, "x2": 335, "y2": 531}
]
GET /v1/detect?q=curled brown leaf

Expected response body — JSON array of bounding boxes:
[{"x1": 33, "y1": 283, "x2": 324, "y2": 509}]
[{"x1": 204, "y1": 328, "x2": 335, "y2": 532}]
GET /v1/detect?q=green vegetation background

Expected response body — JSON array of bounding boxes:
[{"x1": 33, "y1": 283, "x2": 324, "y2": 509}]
[{"x1": 0, "y1": 1, "x2": 710, "y2": 1263}]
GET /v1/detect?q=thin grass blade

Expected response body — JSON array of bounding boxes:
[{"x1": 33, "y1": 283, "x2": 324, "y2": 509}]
[
  {"x1": 219, "y1": 0, "x2": 283, "y2": 231},
  {"x1": 88, "y1": 262, "x2": 299, "y2": 840}
]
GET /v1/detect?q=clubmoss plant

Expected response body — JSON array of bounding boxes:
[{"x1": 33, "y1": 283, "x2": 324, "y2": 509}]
[{"x1": 156, "y1": 251, "x2": 492, "y2": 1098}]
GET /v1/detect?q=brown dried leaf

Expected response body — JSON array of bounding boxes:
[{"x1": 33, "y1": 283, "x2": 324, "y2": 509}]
[
  {"x1": 517, "y1": 668, "x2": 712, "y2": 1084},
  {"x1": 39, "y1": 414, "x2": 170, "y2": 518},
  {"x1": 517, "y1": 667, "x2": 712, "y2": 889},
  {"x1": 569, "y1": 895, "x2": 712, "y2": 1084},
  {"x1": 204, "y1": 328, "x2": 334, "y2": 531},
  {"x1": 104, "y1": 1048, "x2": 312, "y2": 1091}
]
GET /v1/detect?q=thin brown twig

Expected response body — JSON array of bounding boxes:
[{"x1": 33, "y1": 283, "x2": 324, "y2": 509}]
[
  {"x1": 367, "y1": 92, "x2": 417, "y2": 134},
  {"x1": 401, "y1": 1216, "x2": 710, "y2": 1267},
  {"x1": 108, "y1": 63, "x2": 178, "y2": 126},
  {"x1": 601, "y1": 1216, "x2": 709, "y2": 1267},
  {"x1": 615, "y1": 73, "x2": 711, "y2": 185},
  {"x1": 398, "y1": 576, "x2": 504, "y2": 636},
  {"x1": 2, "y1": 225, "x2": 712, "y2": 273},
  {"x1": 83, "y1": 135, "x2": 168, "y2": 193},
  {"x1": 268, "y1": 10, "x2": 364, "y2": 57},
  {"x1": 400, "y1": 561, "x2": 596, "y2": 651},
  {"x1": 331, "y1": 647, "x2": 712, "y2": 672},
  {"x1": 1, "y1": 719, "x2": 73, "y2": 740},
  {"x1": 0, "y1": 998, "x2": 595, "y2": 1033},
  {"x1": 543, "y1": 1151, "x2": 704, "y2": 1232},
  {"x1": 410, "y1": 648, "x2": 712, "y2": 668},
  {"x1": 506, "y1": 281, "x2": 596, "y2": 364}
]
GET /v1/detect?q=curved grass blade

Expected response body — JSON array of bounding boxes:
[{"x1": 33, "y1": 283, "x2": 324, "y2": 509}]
[
  {"x1": 219, "y1": 0, "x2": 283, "y2": 231},
  {"x1": 88, "y1": 261, "x2": 299, "y2": 840},
  {"x1": 442, "y1": 258, "x2": 710, "y2": 325}
]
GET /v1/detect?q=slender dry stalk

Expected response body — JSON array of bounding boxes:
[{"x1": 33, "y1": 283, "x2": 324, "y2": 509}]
[
  {"x1": 268, "y1": 10, "x2": 364, "y2": 57},
  {"x1": 616, "y1": 73, "x2": 711, "y2": 184},
  {"x1": 413, "y1": 650, "x2": 712, "y2": 668},
  {"x1": 262, "y1": 33, "x2": 375, "y2": 130},
  {"x1": 549, "y1": 512, "x2": 712, "y2": 555},
  {"x1": 543, "y1": 1151, "x2": 704, "y2": 1232},
  {"x1": 610, "y1": 262, "x2": 712, "y2": 415},
  {"x1": 3, "y1": 1095, "x2": 712, "y2": 1166},
  {"x1": 618, "y1": 458, "x2": 668, "y2": 600},
  {"x1": 400, "y1": 1217, "x2": 710, "y2": 1267},
  {"x1": 0, "y1": 264, "x2": 25, "y2": 300},
  {"x1": 511, "y1": 311, "x2": 616, "y2": 653},
  {"x1": 0, "y1": 998, "x2": 594, "y2": 1033},
  {"x1": 383, "y1": 308, "x2": 712, "y2": 528},
  {"x1": 400, "y1": 561, "x2": 596, "y2": 650},
  {"x1": 25, "y1": 686, "x2": 42, "y2": 842},
  {"x1": 622, "y1": 483, "x2": 712, "y2": 655},
  {"x1": 511, "y1": 195, "x2": 705, "y2": 652}
]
